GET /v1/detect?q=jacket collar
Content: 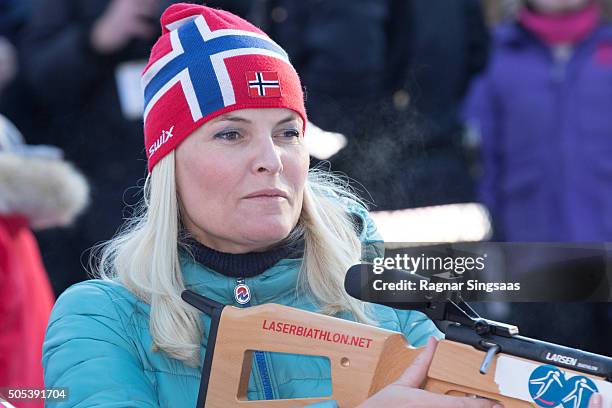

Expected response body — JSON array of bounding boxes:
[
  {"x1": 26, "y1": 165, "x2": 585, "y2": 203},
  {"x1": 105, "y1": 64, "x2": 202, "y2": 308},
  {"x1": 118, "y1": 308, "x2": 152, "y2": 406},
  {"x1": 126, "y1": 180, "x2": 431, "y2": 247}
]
[
  {"x1": 497, "y1": 21, "x2": 612, "y2": 48},
  {"x1": 182, "y1": 237, "x2": 304, "y2": 278},
  {"x1": 180, "y1": 251, "x2": 304, "y2": 306}
]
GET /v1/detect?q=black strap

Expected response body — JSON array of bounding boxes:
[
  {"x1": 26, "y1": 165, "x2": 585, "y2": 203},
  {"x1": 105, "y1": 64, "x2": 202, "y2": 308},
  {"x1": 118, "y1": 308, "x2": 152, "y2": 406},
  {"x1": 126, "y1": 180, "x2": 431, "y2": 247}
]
[{"x1": 182, "y1": 290, "x2": 226, "y2": 408}]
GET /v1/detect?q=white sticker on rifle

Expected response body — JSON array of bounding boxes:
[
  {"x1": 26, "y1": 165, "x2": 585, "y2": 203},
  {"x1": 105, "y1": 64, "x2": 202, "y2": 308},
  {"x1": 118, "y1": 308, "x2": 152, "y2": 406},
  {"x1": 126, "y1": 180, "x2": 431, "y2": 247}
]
[{"x1": 494, "y1": 356, "x2": 612, "y2": 407}]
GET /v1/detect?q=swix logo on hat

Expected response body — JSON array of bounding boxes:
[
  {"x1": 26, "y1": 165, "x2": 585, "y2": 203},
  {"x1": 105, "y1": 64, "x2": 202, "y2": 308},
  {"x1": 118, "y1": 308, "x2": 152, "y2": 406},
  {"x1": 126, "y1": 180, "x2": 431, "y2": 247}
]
[
  {"x1": 141, "y1": 4, "x2": 307, "y2": 172},
  {"x1": 246, "y1": 71, "x2": 281, "y2": 97},
  {"x1": 148, "y1": 126, "x2": 174, "y2": 157}
]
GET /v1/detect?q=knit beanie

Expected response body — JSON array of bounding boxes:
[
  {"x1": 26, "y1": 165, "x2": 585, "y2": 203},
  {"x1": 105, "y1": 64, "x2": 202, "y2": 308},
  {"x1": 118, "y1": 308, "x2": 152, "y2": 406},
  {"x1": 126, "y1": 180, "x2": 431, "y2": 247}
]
[{"x1": 141, "y1": 3, "x2": 307, "y2": 172}]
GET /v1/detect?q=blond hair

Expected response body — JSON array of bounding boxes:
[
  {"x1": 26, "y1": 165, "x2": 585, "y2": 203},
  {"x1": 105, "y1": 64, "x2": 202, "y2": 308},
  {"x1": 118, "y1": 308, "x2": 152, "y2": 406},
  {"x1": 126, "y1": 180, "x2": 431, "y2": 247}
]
[{"x1": 92, "y1": 151, "x2": 373, "y2": 366}]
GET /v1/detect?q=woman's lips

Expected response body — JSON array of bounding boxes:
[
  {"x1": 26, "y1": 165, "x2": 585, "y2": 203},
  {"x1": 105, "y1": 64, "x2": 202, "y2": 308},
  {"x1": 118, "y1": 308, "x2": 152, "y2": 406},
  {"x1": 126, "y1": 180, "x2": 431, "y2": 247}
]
[
  {"x1": 245, "y1": 195, "x2": 287, "y2": 202},
  {"x1": 243, "y1": 188, "x2": 289, "y2": 200}
]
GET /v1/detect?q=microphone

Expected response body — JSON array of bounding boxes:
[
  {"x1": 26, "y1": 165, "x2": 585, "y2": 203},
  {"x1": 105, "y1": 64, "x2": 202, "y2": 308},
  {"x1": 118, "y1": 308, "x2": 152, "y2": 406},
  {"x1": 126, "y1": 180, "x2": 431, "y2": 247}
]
[{"x1": 344, "y1": 263, "x2": 435, "y2": 309}]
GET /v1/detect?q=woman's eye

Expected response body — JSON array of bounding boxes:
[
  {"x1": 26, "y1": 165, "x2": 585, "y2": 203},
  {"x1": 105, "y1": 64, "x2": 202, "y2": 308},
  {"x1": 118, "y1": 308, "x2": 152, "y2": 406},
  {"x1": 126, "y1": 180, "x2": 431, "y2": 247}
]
[
  {"x1": 278, "y1": 129, "x2": 301, "y2": 140},
  {"x1": 214, "y1": 131, "x2": 241, "y2": 141}
]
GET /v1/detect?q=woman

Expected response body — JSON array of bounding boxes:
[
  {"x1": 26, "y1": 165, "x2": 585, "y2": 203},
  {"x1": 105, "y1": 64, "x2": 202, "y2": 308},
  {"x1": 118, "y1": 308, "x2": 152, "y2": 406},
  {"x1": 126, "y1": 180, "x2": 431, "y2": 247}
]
[
  {"x1": 42, "y1": 4, "x2": 528, "y2": 407},
  {"x1": 463, "y1": 0, "x2": 612, "y2": 360},
  {"x1": 464, "y1": 0, "x2": 612, "y2": 242}
]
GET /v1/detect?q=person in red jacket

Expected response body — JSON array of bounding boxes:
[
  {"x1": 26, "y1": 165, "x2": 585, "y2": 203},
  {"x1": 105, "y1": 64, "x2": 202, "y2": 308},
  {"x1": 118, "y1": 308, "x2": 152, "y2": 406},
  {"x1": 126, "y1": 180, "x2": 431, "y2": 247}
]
[{"x1": 0, "y1": 115, "x2": 88, "y2": 408}]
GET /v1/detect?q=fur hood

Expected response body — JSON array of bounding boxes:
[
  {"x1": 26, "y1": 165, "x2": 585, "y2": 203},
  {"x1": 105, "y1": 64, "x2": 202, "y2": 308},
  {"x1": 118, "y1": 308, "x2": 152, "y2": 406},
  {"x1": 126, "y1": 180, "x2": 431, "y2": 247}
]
[{"x1": 0, "y1": 152, "x2": 89, "y2": 229}]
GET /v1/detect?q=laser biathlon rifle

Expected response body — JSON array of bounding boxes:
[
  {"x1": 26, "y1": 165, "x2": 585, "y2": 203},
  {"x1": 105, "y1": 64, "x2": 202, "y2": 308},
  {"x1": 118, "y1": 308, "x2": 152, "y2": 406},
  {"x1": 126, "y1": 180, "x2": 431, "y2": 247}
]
[{"x1": 181, "y1": 264, "x2": 612, "y2": 407}]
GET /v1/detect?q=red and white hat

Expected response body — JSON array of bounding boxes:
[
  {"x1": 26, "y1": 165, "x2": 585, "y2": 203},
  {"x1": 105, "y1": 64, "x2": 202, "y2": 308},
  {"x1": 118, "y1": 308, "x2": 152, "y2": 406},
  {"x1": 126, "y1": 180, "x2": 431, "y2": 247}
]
[{"x1": 141, "y1": 3, "x2": 307, "y2": 172}]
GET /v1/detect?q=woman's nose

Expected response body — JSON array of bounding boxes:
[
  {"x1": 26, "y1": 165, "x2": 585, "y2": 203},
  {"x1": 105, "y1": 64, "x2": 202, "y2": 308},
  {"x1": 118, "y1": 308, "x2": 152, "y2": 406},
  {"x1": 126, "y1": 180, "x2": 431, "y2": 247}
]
[{"x1": 252, "y1": 137, "x2": 283, "y2": 174}]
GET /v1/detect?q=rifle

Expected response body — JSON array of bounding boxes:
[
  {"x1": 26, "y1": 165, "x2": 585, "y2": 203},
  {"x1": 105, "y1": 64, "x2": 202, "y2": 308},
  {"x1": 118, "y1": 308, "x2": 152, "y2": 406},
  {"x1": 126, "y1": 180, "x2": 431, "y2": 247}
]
[{"x1": 181, "y1": 265, "x2": 612, "y2": 407}]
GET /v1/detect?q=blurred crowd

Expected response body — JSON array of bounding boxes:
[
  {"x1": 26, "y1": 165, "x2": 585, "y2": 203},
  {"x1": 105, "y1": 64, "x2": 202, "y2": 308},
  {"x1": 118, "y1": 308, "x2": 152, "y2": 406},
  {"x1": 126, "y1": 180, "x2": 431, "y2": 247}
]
[{"x1": 1, "y1": 0, "x2": 611, "y2": 397}]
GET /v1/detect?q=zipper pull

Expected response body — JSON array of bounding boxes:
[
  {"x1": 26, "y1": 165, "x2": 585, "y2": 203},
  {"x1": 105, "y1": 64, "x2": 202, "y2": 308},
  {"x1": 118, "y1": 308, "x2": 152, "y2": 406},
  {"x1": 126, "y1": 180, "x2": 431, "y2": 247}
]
[{"x1": 234, "y1": 277, "x2": 251, "y2": 306}]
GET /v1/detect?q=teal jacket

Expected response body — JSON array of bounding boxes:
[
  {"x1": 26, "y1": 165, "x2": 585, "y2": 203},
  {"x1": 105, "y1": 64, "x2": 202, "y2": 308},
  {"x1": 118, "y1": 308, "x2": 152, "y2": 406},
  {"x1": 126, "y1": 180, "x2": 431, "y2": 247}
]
[{"x1": 43, "y1": 209, "x2": 442, "y2": 407}]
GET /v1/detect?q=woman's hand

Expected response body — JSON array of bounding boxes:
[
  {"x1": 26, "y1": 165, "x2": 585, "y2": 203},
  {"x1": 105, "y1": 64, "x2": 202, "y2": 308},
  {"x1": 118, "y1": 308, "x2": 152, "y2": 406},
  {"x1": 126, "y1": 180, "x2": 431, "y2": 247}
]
[{"x1": 357, "y1": 337, "x2": 503, "y2": 408}]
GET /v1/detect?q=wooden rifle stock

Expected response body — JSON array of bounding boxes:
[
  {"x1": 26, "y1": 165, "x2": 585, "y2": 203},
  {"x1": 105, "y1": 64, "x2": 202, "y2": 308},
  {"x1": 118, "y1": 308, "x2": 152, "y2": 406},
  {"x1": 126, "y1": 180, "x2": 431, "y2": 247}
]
[{"x1": 182, "y1": 291, "x2": 612, "y2": 407}]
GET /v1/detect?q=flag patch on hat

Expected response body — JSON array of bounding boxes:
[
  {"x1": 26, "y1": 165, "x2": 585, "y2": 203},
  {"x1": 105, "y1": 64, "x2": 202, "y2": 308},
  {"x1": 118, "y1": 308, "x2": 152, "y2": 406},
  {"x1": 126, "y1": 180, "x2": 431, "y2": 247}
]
[{"x1": 246, "y1": 71, "x2": 281, "y2": 97}]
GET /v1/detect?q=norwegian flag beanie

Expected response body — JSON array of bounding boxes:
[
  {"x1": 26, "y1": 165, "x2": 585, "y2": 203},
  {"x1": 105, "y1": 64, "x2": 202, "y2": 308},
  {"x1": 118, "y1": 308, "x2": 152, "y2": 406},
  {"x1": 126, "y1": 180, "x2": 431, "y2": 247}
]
[{"x1": 141, "y1": 3, "x2": 307, "y2": 172}]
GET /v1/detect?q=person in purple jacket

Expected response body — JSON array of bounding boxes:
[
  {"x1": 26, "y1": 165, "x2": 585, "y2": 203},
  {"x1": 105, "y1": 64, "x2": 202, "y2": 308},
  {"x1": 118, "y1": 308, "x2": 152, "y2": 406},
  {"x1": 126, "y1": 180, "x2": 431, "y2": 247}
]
[
  {"x1": 463, "y1": 0, "x2": 612, "y2": 359},
  {"x1": 464, "y1": 0, "x2": 612, "y2": 242}
]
